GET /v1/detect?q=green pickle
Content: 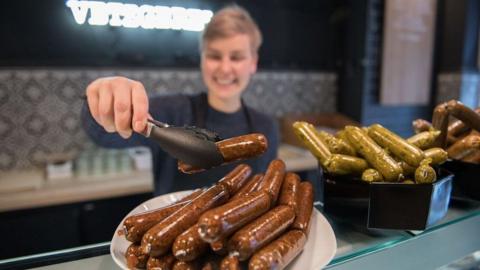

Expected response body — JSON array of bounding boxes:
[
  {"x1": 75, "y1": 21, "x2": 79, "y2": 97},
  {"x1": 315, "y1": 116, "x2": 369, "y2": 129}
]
[
  {"x1": 415, "y1": 158, "x2": 437, "y2": 184},
  {"x1": 361, "y1": 168, "x2": 384, "y2": 182},
  {"x1": 407, "y1": 130, "x2": 441, "y2": 150},
  {"x1": 368, "y1": 124, "x2": 425, "y2": 167},
  {"x1": 399, "y1": 160, "x2": 416, "y2": 176},
  {"x1": 403, "y1": 179, "x2": 415, "y2": 184},
  {"x1": 318, "y1": 130, "x2": 356, "y2": 156},
  {"x1": 324, "y1": 154, "x2": 369, "y2": 175},
  {"x1": 292, "y1": 121, "x2": 332, "y2": 165},
  {"x1": 424, "y1": 148, "x2": 448, "y2": 165},
  {"x1": 344, "y1": 126, "x2": 403, "y2": 182}
]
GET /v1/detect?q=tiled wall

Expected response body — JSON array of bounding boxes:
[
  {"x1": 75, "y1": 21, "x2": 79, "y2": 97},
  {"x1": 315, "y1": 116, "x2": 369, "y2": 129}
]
[{"x1": 0, "y1": 69, "x2": 337, "y2": 171}]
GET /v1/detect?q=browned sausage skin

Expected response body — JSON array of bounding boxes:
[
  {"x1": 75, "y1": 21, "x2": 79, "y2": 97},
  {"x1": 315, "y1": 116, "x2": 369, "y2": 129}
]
[
  {"x1": 146, "y1": 253, "x2": 176, "y2": 270},
  {"x1": 125, "y1": 243, "x2": 149, "y2": 269},
  {"x1": 447, "y1": 133, "x2": 480, "y2": 160},
  {"x1": 432, "y1": 102, "x2": 449, "y2": 148},
  {"x1": 257, "y1": 159, "x2": 286, "y2": 204},
  {"x1": 446, "y1": 100, "x2": 480, "y2": 131},
  {"x1": 228, "y1": 205, "x2": 295, "y2": 261},
  {"x1": 172, "y1": 224, "x2": 209, "y2": 262},
  {"x1": 291, "y1": 182, "x2": 314, "y2": 235},
  {"x1": 278, "y1": 172, "x2": 300, "y2": 209},
  {"x1": 218, "y1": 164, "x2": 252, "y2": 196},
  {"x1": 141, "y1": 184, "x2": 230, "y2": 257},
  {"x1": 210, "y1": 237, "x2": 229, "y2": 256},
  {"x1": 123, "y1": 200, "x2": 190, "y2": 243},
  {"x1": 248, "y1": 230, "x2": 307, "y2": 270},
  {"x1": 197, "y1": 191, "x2": 272, "y2": 243},
  {"x1": 412, "y1": 119, "x2": 433, "y2": 133},
  {"x1": 231, "y1": 173, "x2": 264, "y2": 200},
  {"x1": 220, "y1": 255, "x2": 241, "y2": 270},
  {"x1": 173, "y1": 259, "x2": 201, "y2": 270},
  {"x1": 178, "y1": 133, "x2": 268, "y2": 174}
]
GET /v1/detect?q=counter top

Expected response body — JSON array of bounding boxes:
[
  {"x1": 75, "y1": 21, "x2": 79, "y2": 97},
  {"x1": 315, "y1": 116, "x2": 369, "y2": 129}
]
[{"x1": 0, "y1": 144, "x2": 317, "y2": 212}]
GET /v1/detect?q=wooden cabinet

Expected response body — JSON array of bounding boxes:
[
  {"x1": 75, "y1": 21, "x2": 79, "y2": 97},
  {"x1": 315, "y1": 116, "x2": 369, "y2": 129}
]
[{"x1": 0, "y1": 193, "x2": 152, "y2": 260}]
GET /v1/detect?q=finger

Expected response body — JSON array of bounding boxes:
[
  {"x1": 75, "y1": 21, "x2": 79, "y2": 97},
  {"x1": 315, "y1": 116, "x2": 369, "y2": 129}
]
[
  {"x1": 86, "y1": 80, "x2": 101, "y2": 125},
  {"x1": 131, "y1": 81, "x2": 149, "y2": 133},
  {"x1": 113, "y1": 83, "x2": 133, "y2": 138},
  {"x1": 98, "y1": 82, "x2": 116, "y2": 133}
]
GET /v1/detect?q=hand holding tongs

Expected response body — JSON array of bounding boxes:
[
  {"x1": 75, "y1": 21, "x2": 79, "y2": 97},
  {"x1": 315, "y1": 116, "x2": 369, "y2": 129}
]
[{"x1": 143, "y1": 119, "x2": 225, "y2": 169}]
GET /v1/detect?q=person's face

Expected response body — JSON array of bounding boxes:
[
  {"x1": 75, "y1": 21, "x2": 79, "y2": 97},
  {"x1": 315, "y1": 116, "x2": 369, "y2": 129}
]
[{"x1": 201, "y1": 34, "x2": 258, "y2": 103}]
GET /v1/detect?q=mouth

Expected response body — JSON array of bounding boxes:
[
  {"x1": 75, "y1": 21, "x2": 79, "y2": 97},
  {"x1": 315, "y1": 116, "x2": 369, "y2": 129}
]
[{"x1": 214, "y1": 77, "x2": 237, "y2": 86}]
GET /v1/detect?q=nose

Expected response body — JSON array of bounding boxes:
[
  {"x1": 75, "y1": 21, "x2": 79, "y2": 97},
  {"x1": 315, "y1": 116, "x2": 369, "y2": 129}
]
[{"x1": 218, "y1": 57, "x2": 233, "y2": 74}]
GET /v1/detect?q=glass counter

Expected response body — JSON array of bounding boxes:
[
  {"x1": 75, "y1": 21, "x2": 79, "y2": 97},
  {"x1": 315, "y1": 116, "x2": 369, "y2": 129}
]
[{"x1": 1, "y1": 200, "x2": 479, "y2": 270}]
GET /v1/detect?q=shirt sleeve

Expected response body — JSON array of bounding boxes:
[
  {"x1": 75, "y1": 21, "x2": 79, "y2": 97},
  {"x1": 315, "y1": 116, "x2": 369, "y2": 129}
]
[{"x1": 81, "y1": 94, "x2": 192, "y2": 149}]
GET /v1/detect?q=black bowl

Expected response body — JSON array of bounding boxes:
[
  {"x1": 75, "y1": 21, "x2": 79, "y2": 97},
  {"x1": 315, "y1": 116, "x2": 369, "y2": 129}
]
[
  {"x1": 441, "y1": 159, "x2": 480, "y2": 201},
  {"x1": 320, "y1": 167, "x2": 453, "y2": 230}
]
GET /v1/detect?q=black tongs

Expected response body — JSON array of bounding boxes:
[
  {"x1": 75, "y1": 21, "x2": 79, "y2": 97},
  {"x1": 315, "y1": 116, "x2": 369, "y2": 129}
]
[{"x1": 144, "y1": 119, "x2": 224, "y2": 169}]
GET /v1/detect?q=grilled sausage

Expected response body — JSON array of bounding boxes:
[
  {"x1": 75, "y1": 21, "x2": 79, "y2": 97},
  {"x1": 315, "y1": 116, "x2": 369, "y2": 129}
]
[
  {"x1": 142, "y1": 184, "x2": 230, "y2": 257},
  {"x1": 146, "y1": 253, "x2": 176, "y2": 270},
  {"x1": 210, "y1": 237, "x2": 229, "y2": 256},
  {"x1": 197, "y1": 191, "x2": 272, "y2": 243},
  {"x1": 432, "y1": 102, "x2": 449, "y2": 148},
  {"x1": 125, "y1": 243, "x2": 149, "y2": 269},
  {"x1": 278, "y1": 172, "x2": 300, "y2": 209},
  {"x1": 228, "y1": 205, "x2": 295, "y2": 261},
  {"x1": 172, "y1": 224, "x2": 208, "y2": 262},
  {"x1": 257, "y1": 159, "x2": 286, "y2": 204},
  {"x1": 176, "y1": 189, "x2": 206, "y2": 203},
  {"x1": 292, "y1": 121, "x2": 332, "y2": 165},
  {"x1": 231, "y1": 173, "x2": 264, "y2": 200},
  {"x1": 412, "y1": 119, "x2": 433, "y2": 133},
  {"x1": 248, "y1": 229, "x2": 307, "y2": 270},
  {"x1": 123, "y1": 200, "x2": 191, "y2": 243},
  {"x1": 344, "y1": 126, "x2": 403, "y2": 181},
  {"x1": 173, "y1": 259, "x2": 201, "y2": 270},
  {"x1": 446, "y1": 133, "x2": 480, "y2": 160},
  {"x1": 218, "y1": 164, "x2": 252, "y2": 196},
  {"x1": 178, "y1": 134, "x2": 268, "y2": 174},
  {"x1": 291, "y1": 181, "x2": 314, "y2": 235},
  {"x1": 323, "y1": 154, "x2": 369, "y2": 175},
  {"x1": 407, "y1": 130, "x2": 441, "y2": 150},
  {"x1": 446, "y1": 100, "x2": 480, "y2": 131},
  {"x1": 448, "y1": 119, "x2": 469, "y2": 138},
  {"x1": 368, "y1": 124, "x2": 425, "y2": 167},
  {"x1": 220, "y1": 255, "x2": 241, "y2": 270},
  {"x1": 462, "y1": 149, "x2": 480, "y2": 163}
]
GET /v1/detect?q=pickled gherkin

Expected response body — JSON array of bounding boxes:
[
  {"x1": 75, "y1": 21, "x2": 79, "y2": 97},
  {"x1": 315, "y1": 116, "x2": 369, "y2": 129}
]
[
  {"x1": 292, "y1": 121, "x2": 332, "y2": 165},
  {"x1": 344, "y1": 126, "x2": 403, "y2": 182},
  {"x1": 407, "y1": 130, "x2": 441, "y2": 150},
  {"x1": 368, "y1": 124, "x2": 425, "y2": 167},
  {"x1": 323, "y1": 154, "x2": 369, "y2": 175}
]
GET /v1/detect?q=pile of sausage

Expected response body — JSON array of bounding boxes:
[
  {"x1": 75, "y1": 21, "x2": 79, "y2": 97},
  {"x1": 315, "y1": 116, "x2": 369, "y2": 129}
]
[
  {"x1": 293, "y1": 121, "x2": 449, "y2": 184},
  {"x1": 412, "y1": 99, "x2": 480, "y2": 164},
  {"x1": 122, "y1": 159, "x2": 314, "y2": 270}
]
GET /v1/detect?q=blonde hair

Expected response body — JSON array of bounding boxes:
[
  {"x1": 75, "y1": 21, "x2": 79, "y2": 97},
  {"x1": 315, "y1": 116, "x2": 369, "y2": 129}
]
[{"x1": 201, "y1": 5, "x2": 262, "y2": 55}]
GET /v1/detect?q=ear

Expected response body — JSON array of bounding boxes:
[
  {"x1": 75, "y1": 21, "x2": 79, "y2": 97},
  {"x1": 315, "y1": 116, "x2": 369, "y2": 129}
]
[{"x1": 250, "y1": 54, "x2": 258, "y2": 74}]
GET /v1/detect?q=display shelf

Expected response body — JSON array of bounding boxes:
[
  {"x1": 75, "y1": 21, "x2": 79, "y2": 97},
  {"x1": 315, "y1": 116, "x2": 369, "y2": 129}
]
[{"x1": 1, "y1": 201, "x2": 478, "y2": 270}]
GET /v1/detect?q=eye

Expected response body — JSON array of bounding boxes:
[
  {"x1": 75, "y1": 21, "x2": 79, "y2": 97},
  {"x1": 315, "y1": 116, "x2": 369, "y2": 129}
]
[
  {"x1": 231, "y1": 54, "x2": 246, "y2": 62},
  {"x1": 205, "y1": 53, "x2": 221, "y2": 60}
]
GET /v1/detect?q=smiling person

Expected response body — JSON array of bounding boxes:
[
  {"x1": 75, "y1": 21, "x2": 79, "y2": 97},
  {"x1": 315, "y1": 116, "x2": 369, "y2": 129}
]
[{"x1": 82, "y1": 5, "x2": 279, "y2": 195}]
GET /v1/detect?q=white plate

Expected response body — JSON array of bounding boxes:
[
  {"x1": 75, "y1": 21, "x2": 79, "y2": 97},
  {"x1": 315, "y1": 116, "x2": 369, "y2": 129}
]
[{"x1": 111, "y1": 190, "x2": 337, "y2": 270}]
